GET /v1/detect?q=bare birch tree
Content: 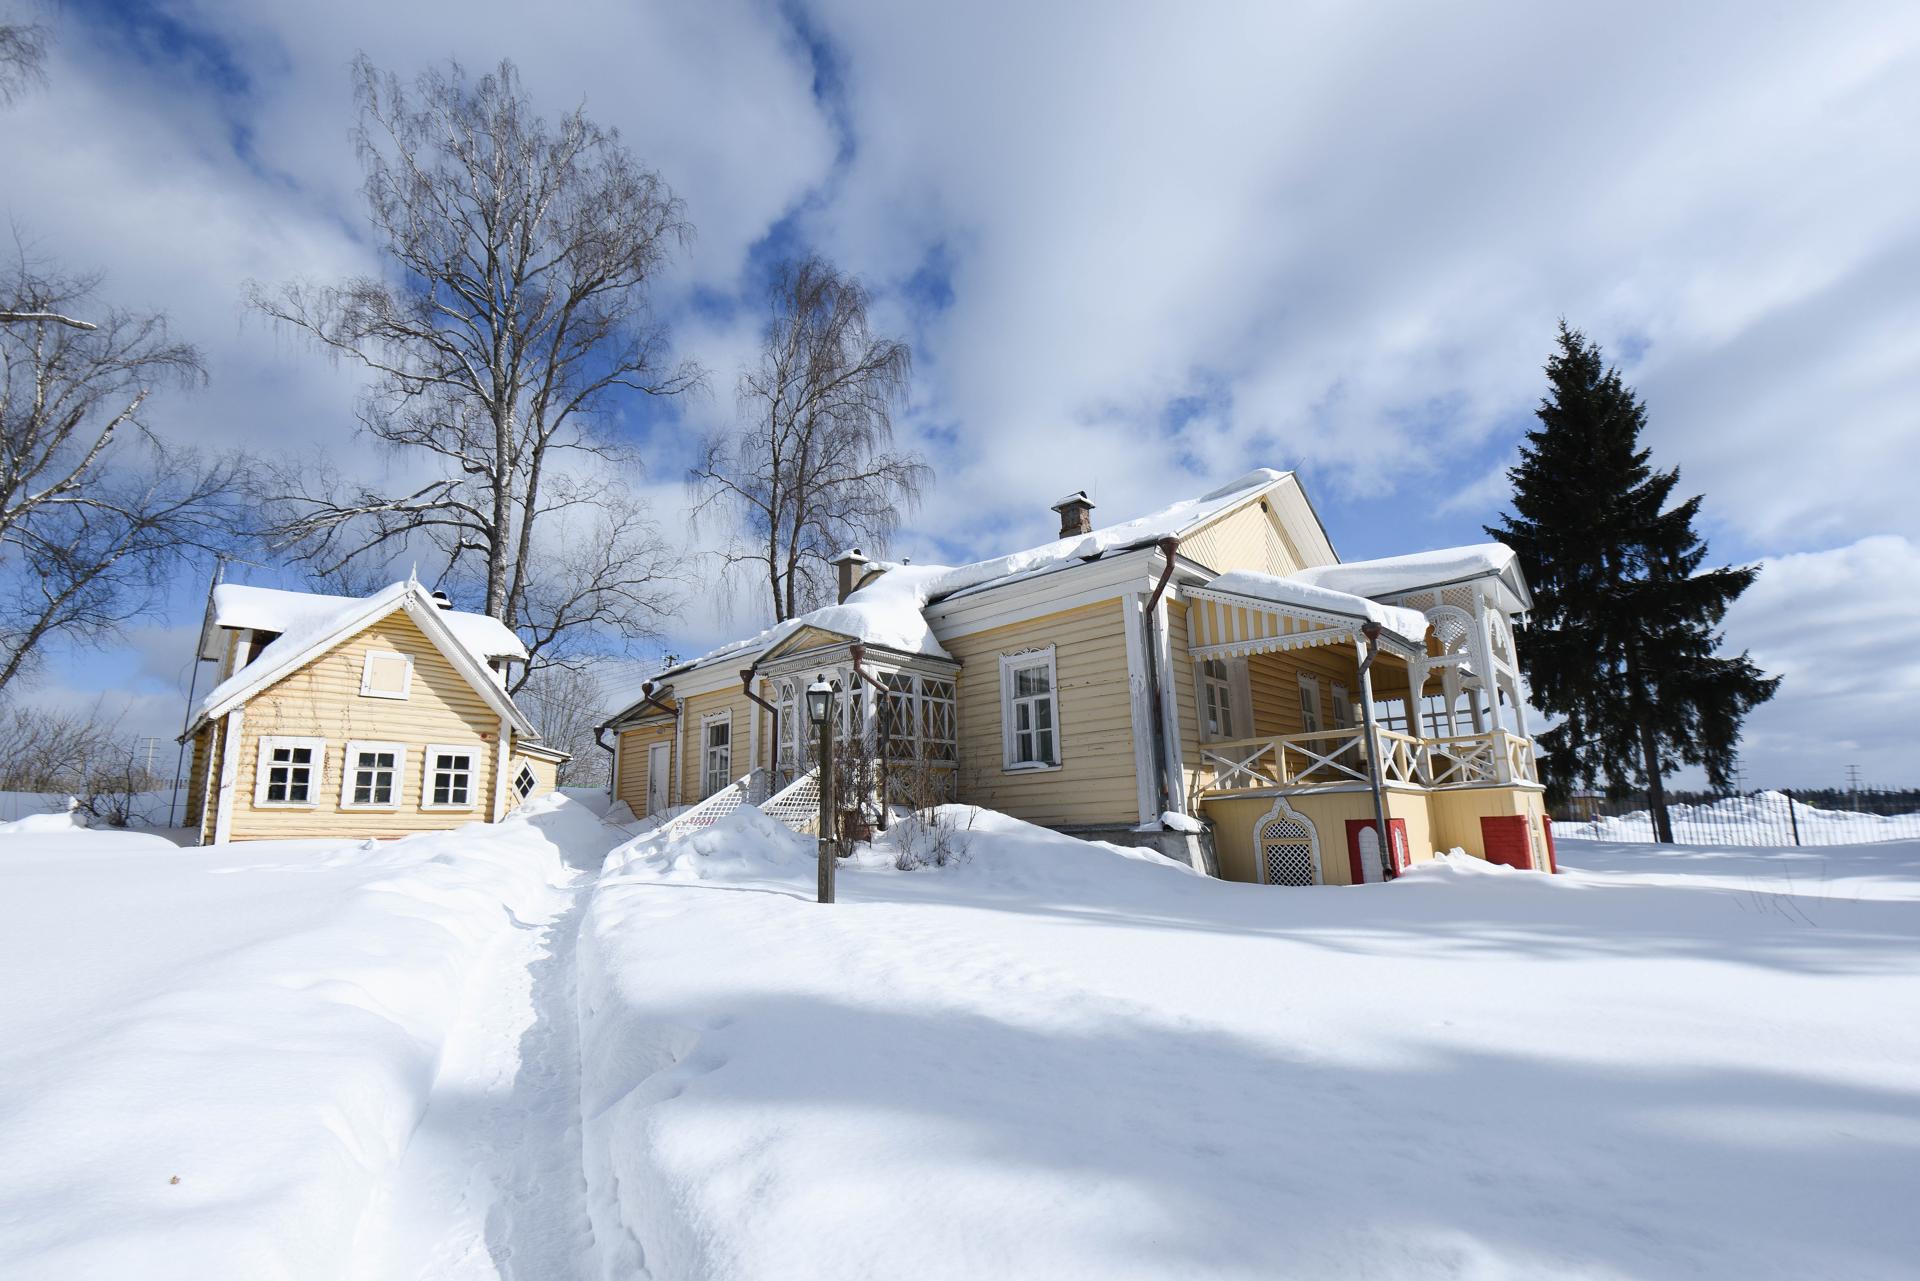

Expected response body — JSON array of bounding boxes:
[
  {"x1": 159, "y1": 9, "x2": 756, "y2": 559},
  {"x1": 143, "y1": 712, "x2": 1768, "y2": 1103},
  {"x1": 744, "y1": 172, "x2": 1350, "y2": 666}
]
[
  {"x1": 515, "y1": 660, "x2": 607, "y2": 787},
  {"x1": 0, "y1": 264, "x2": 239, "y2": 693},
  {"x1": 690, "y1": 256, "x2": 926, "y2": 622},
  {"x1": 250, "y1": 57, "x2": 697, "y2": 675},
  {"x1": 0, "y1": 17, "x2": 47, "y2": 106}
]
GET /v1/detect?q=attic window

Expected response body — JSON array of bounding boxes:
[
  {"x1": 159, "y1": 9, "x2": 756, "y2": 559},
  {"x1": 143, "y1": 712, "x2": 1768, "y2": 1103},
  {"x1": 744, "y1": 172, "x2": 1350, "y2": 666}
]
[
  {"x1": 360, "y1": 650, "x2": 413, "y2": 699},
  {"x1": 514, "y1": 763, "x2": 538, "y2": 801}
]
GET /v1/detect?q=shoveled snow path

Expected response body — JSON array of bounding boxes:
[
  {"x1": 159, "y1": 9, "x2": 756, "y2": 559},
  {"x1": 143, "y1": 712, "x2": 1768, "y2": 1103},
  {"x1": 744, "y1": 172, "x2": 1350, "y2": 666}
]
[{"x1": 347, "y1": 840, "x2": 613, "y2": 1279}]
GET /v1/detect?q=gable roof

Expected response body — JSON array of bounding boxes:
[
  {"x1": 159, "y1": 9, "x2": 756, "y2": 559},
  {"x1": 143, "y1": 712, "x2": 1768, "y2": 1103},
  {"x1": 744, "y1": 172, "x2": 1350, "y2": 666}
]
[
  {"x1": 1291, "y1": 543, "x2": 1532, "y2": 612},
  {"x1": 646, "y1": 469, "x2": 1315, "y2": 690},
  {"x1": 201, "y1": 582, "x2": 526, "y2": 664},
  {"x1": 189, "y1": 581, "x2": 537, "y2": 738}
]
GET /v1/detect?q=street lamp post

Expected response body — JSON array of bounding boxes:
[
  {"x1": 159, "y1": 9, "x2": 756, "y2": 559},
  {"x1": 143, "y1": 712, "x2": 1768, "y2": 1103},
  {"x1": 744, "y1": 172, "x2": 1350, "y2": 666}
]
[{"x1": 806, "y1": 676, "x2": 836, "y2": 904}]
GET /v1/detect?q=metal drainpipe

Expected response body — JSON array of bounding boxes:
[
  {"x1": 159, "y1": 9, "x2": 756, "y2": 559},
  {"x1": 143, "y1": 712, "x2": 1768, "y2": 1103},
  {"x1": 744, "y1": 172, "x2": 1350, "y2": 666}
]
[
  {"x1": 1141, "y1": 536, "x2": 1181, "y2": 821},
  {"x1": 1357, "y1": 621, "x2": 1396, "y2": 881},
  {"x1": 847, "y1": 643, "x2": 891, "y2": 832},
  {"x1": 740, "y1": 667, "x2": 780, "y2": 796}
]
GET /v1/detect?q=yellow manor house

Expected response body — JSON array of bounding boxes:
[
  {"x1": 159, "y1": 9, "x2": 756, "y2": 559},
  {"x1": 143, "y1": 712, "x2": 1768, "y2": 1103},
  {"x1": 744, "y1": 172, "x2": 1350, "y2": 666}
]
[
  {"x1": 181, "y1": 580, "x2": 565, "y2": 844},
  {"x1": 601, "y1": 469, "x2": 1555, "y2": 886}
]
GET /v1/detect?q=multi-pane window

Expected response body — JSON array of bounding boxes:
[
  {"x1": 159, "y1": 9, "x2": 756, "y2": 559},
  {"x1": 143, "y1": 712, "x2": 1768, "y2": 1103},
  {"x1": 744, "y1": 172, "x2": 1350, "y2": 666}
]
[
  {"x1": 514, "y1": 763, "x2": 538, "y2": 801},
  {"x1": 920, "y1": 678, "x2": 957, "y2": 762},
  {"x1": 424, "y1": 747, "x2": 474, "y2": 808},
  {"x1": 1003, "y1": 650, "x2": 1058, "y2": 768},
  {"x1": 1330, "y1": 682, "x2": 1353, "y2": 730},
  {"x1": 1199, "y1": 658, "x2": 1235, "y2": 739},
  {"x1": 344, "y1": 741, "x2": 404, "y2": 807},
  {"x1": 884, "y1": 672, "x2": 916, "y2": 759},
  {"x1": 256, "y1": 737, "x2": 323, "y2": 805},
  {"x1": 774, "y1": 679, "x2": 798, "y2": 778},
  {"x1": 1297, "y1": 673, "x2": 1322, "y2": 733},
  {"x1": 702, "y1": 714, "x2": 732, "y2": 796}
]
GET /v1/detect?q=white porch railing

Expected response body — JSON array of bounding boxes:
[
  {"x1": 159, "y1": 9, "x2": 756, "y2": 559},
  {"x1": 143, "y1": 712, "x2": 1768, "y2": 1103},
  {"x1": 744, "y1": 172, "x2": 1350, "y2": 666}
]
[
  {"x1": 760, "y1": 767, "x2": 822, "y2": 834},
  {"x1": 658, "y1": 768, "x2": 771, "y2": 837},
  {"x1": 655, "y1": 766, "x2": 823, "y2": 840},
  {"x1": 1197, "y1": 727, "x2": 1536, "y2": 794}
]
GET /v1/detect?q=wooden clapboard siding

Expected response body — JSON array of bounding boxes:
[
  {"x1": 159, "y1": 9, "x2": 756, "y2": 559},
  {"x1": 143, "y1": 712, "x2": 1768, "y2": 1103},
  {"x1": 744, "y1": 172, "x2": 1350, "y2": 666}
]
[
  {"x1": 183, "y1": 725, "x2": 213, "y2": 828},
  {"x1": 504, "y1": 748, "x2": 560, "y2": 813},
  {"x1": 615, "y1": 721, "x2": 674, "y2": 816},
  {"x1": 1180, "y1": 499, "x2": 1299, "y2": 577},
  {"x1": 945, "y1": 598, "x2": 1138, "y2": 827},
  {"x1": 772, "y1": 625, "x2": 856, "y2": 657},
  {"x1": 225, "y1": 609, "x2": 502, "y2": 840},
  {"x1": 676, "y1": 685, "x2": 765, "y2": 805},
  {"x1": 1248, "y1": 642, "x2": 1362, "y2": 737}
]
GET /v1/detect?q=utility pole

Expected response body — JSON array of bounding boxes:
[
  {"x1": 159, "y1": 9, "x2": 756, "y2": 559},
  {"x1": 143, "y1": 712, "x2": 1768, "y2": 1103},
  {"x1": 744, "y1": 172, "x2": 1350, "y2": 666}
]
[{"x1": 1847, "y1": 763, "x2": 1862, "y2": 810}]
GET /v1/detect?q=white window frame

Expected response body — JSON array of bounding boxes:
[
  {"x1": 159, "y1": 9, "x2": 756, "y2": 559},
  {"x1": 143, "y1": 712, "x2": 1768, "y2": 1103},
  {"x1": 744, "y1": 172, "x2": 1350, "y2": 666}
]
[
  {"x1": 341, "y1": 740, "x2": 407, "y2": 810},
  {"x1": 1330, "y1": 682, "x2": 1352, "y2": 731},
  {"x1": 1198, "y1": 657, "x2": 1239, "y2": 741},
  {"x1": 700, "y1": 710, "x2": 733, "y2": 797},
  {"x1": 513, "y1": 762, "x2": 539, "y2": 801},
  {"x1": 999, "y1": 646, "x2": 1061, "y2": 771},
  {"x1": 920, "y1": 675, "x2": 957, "y2": 763},
  {"x1": 359, "y1": 649, "x2": 414, "y2": 700},
  {"x1": 1297, "y1": 672, "x2": 1322, "y2": 734},
  {"x1": 254, "y1": 735, "x2": 325, "y2": 808},
  {"x1": 421, "y1": 743, "x2": 478, "y2": 811}
]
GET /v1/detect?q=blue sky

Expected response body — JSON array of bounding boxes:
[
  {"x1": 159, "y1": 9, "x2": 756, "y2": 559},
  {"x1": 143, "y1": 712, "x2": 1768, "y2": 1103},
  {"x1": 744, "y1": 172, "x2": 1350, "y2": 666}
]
[{"x1": 7, "y1": 0, "x2": 1920, "y2": 788}]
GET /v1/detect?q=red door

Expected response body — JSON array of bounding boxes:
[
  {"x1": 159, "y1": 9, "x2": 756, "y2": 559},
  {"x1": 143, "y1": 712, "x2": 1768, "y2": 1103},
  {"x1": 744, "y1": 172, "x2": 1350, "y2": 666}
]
[{"x1": 1346, "y1": 818, "x2": 1409, "y2": 883}]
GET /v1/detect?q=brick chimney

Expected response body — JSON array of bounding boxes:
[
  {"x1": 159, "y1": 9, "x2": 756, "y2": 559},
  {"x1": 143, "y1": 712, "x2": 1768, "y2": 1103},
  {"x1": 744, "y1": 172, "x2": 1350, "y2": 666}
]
[
  {"x1": 831, "y1": 547, "x2": 871, "y2": 603},
  {"x1": 1051, "y1": 490, "x2": 1096, "y2": 538}
]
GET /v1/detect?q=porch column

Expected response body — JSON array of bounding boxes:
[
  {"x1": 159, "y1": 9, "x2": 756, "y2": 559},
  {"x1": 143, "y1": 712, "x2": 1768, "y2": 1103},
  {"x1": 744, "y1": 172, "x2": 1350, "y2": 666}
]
[
  {"x1": 1405, "y1": 654, "x2": 1429, "y2": 739},
  {"x1": 1440, "y1": 667, "x2": 1462, "y2": 737}
]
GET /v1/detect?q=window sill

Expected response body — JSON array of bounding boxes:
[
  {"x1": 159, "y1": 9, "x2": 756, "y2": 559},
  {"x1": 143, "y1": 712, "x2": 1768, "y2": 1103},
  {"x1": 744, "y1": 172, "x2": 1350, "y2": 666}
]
[
  {"x1": 421, "y1": 803, "x2": 476, "y2": 813},
  {"x1": 341, "y1": 802, "x2": 403, "y2": 811},
  {"x1": 253, "y1": 800, "x2": 318, "y2": 809},
  {"x1": 1002, "y1": 761, "x2": 1062, "y2": 774}
]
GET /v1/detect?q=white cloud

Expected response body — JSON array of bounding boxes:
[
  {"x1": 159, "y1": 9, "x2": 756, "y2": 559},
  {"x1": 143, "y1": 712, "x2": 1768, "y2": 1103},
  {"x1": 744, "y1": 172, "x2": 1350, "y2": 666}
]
[
  {"x1": 1718, "y1": 536, "x2": 1920, "y2": 789},
  {"x1": 9, "y1": 1, "x2": 1920, "y2": 785}
]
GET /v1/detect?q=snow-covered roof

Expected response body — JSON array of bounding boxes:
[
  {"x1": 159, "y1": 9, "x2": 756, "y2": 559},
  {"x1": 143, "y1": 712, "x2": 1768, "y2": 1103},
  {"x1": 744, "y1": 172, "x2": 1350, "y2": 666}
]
[
  {"x1": 656, "y1": 469, "x2": 1297, "y2": 680},
  {"x1": 1291, "y1": 543, "x2": 1531, "y2": 611},
  {"x1": 763, "y1": 564, "x2": 957, "y2": 662},
  {"x1": 204, "y1": 583, "x2": 527, "y2": 663},
  {"x1": 191, "y1": 581, "x2": 536, "y2": 735},
  {"x1": 922, "y1": 468, "x2": 1293, "y2": 606},
  {"x1": 1202, "y1": 570, "x2": 1431, "y2": 648}
]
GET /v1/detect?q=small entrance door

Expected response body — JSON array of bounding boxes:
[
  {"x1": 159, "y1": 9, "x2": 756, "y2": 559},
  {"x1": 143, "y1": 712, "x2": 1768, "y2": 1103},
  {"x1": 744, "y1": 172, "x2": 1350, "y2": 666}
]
[{"x1": 647, "y1": 742, "x2": 670, "y2": 815}]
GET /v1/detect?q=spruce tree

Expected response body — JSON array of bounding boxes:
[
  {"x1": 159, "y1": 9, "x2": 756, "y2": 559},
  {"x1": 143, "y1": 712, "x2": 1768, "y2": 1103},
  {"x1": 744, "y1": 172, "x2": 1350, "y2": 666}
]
[{"x1": 1489, "y1": 323, "x2": 1779, "y2": 843}]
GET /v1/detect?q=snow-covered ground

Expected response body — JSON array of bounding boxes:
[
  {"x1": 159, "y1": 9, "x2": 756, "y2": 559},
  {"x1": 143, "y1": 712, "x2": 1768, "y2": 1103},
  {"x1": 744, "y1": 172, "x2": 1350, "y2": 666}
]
[
  {"x1": 5, "y1": 800, "x2": 1919, "y2": 1279},
  {"x1": 579, "y1": 810, "x2": 1920, "y2": 1280},
  {"x1": 1556, "y1": 789, "x2": 1920, "y2": 845},
  {"x1": 0, "y1": 797, "x2": 624, "y2": 1281}
]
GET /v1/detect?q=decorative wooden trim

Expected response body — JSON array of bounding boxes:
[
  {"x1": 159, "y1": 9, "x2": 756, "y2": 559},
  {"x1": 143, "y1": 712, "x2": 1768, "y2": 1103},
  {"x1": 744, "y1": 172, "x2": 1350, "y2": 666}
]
[{"x1": 1252, "y1": 795, "x2": 1322, "y2": 886}]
